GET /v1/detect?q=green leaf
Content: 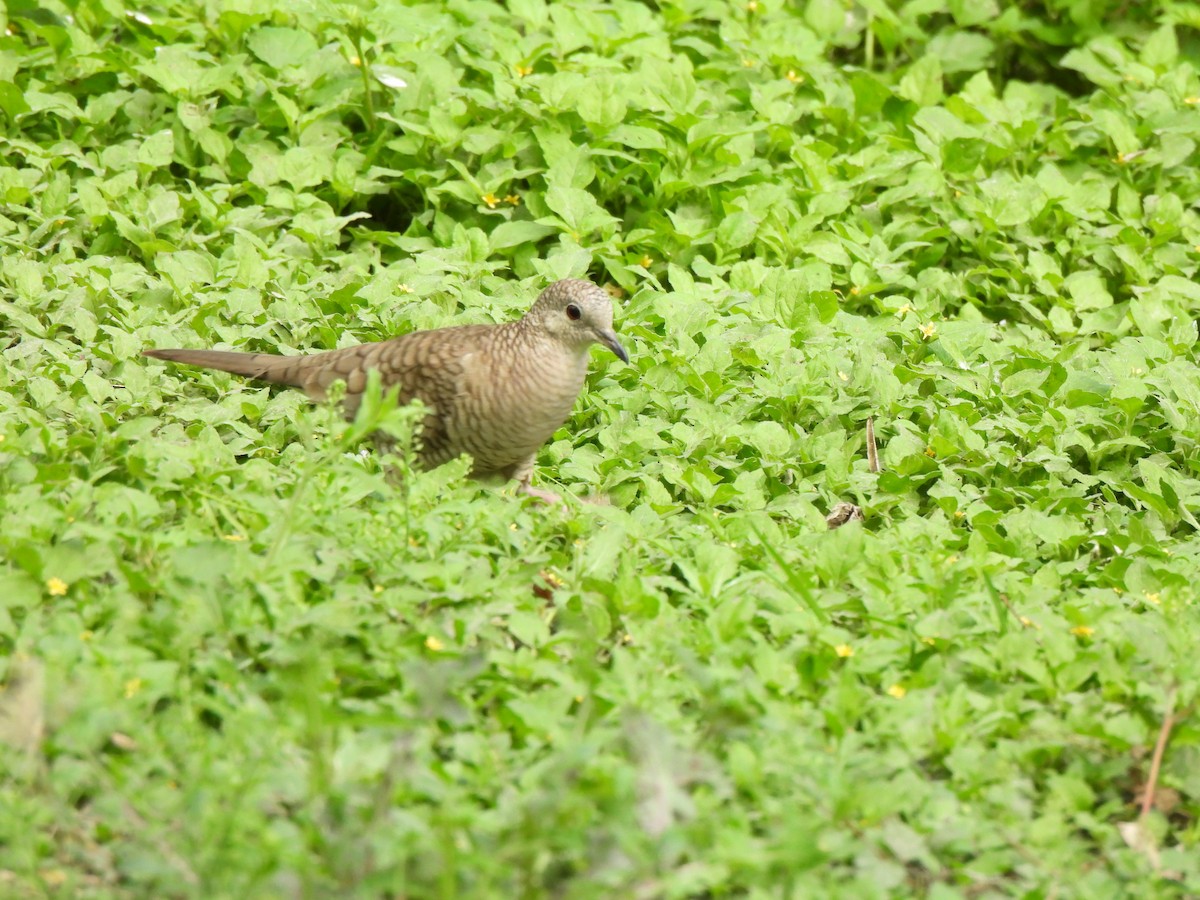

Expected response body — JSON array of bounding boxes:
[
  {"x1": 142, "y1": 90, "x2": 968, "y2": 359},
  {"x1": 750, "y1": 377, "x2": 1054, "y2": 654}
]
[
  {"x1": 1140, "y1": 25, "x2": 1178, "y2": 68},
  {"x1": 1060, "y1": 47, "x2": 1121, "y2": 87},
  {"x1": 0, "y1": 82, "x2": 30, "y2": 118},
  {"x1": 247, "y1": 27, "x2": 319, "y2": 70},
  {"x1": 604, "y1": 125, "x2": 666, "y2": 150},
  {"x1": 926, "y1": 30, "x2": 994, "y2": 74},
  {"x1": 490, "y1": 220, "x2": 557, "y2": 250},
  {"x1": 897, "y1": 55, "x2": 943, "y2": 106},
  {"x1": 806, "y1": 0, "x2": 845, "y2": 36},
  {"x1": 137, "y1": 130, "x2": 175, "y2": 167},
  {"x1": 716, "y1": 211, "x2": 758, "y2": 252},
  {"x1": 1065, "y1": 271, "x2": 1113, "y2": 311},
  {"x1": 543, "y1": 186, "x2": 618, "y2": 236}
]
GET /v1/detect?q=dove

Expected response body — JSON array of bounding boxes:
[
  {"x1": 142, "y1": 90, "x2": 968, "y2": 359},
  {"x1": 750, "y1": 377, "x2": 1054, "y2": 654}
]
[{"x1": 143, "y1": 279, "x2": 628, "y2": 502}]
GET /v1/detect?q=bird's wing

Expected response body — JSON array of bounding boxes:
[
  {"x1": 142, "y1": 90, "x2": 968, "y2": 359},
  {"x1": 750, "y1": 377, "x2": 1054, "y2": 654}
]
[{"x1": 303, "y1": 325, "x2": 495, "y2": 467}]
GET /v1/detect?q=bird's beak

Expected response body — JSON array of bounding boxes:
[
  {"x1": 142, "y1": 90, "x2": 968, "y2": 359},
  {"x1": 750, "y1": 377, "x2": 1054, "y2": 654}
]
[{"x1": 597, "y1": 329, "x2": 629, "y2": 363}]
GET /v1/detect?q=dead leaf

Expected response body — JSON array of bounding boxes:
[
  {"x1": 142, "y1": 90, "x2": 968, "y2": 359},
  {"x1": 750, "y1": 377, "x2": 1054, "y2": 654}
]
[
  {"x1": 826, "y1": 502, "x2": 864, "y2": 529},
  {"x1": 1117, "y1": 819, "x2": 1161, "y2": 871},
  {"x1": 109, "y1": 732, "x2": 138, "y2": 752}
]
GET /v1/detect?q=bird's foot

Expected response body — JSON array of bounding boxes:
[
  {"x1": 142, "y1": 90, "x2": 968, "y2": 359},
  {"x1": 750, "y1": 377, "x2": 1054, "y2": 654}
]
[{"x1": 517, "y1": 482, "x2": 562, "y2": 505}]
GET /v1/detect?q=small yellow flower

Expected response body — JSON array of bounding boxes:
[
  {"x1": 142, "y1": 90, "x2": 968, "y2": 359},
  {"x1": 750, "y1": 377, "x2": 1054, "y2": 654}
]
[
  {"x1": 622, "y1": 634, "x2": 633, "y2": 644},
  {"x1": 837, "y1": 371, "x2": 849, "y2": 382},
  {"x1": 786, "y1": 70, "x2": 803, "y2": 83},
  {"x1": 46, "y1": 577, "x2": 68, "y2": 596},
  {"x1": 397, "y1": 283, "x2": 414, "y2": 294},
  {"x1": 541, "y1": 570, "x2": 565, "y2": 588},
  {"x1": 741, "y1": 58, "x2": 755, "y2": 68},
  {"x1": 80, "y1": 630, "x2": 94, "y2": 641},
  {"x1": 425, "y1": 636, "x2": 444, "y2": 651},
  {"x1": 1185, "y1": 97, "x2": 1200, "y2": 105},
  {"x1": 921, "y1": 636, "x2": 936, "y2": 646},
  {"x1": 124, "y1": 678, "x2": 143, "y2": 699},
  {"x1": 639, "y1": 254, "x2": 653, "y2": 268},
  {"x1": 946, "y1": 555, "x2": 958, "y2": 564},
  {"x1": 1144, "y1": 592, "x2": 1161, "y2": 605},
  {"x1": 746, "y1": 0, "x2": 759, "y2": 11},
  {"x1": 835, "y1": 644, "x2": 853, "y2": 658},
  {"x1": 481, "y1": 193, "x2": 500, "y2": 209},
  {"x1": 954, "y1": 189, "x2": 963, "y2": 198},
  {"x1": 504, "y1": 194, "x2": 521, "y2": 206},
  {"x1": 850, "y1": 286, "x2": 860, "y2": 296},
  {"x1": 574, "y1": 694, "x2": 584, "y2": 703},
  {"x1": 222, "y1": 534, "x2": 244, "y2": 542},
  {"x1": 924, "y1": 446, "x2": 936, "y2": 457},
  {"x1": 1019, "y1": 616, "x2": 1033, "y2": 628},
  {"x1": 0, "y1": 433, "x2": 6, "y2": 442},
  {"x1": 348, "y1": 55, "x2": 361, "y2": 67},
  {"x1": 373, "y1": 584, "x2": 384, "y2": 594},
  {"x1": 515, "y1": 64, "x2": 533, "y2": 77},
  {"x1": 953, "y1": 510, "x2": 964, "y2": 519},
  {"x1": 1070, "y1": 625, "x2": 1094, "y2": 638},
  {"x1": 919, "y1": 322, "x2": 937, "y2": 339},
  {"x1": 886, "y1": 684, "x2": 907, "y2": 699},
  {"x1": 895, "y1": 304, "x2": 912, "y2": 316}
]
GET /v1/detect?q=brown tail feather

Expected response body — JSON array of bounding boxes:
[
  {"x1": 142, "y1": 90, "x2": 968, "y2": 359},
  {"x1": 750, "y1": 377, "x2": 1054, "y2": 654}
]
[{"x1": 142, "y1": 348, "x2": 309, "y2": 388}]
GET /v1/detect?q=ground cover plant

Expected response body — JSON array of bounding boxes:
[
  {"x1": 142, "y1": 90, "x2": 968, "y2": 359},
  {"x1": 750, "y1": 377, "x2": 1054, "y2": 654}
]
[{"x1": 2, "y1": 0, "x2": 1200, "y2": 895}]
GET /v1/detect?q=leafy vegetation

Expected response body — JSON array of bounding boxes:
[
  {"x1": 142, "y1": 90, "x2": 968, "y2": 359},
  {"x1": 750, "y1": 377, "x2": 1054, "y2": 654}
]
[{"x1": 2, "y1": 0, "x2": 1200, "y2": 895}]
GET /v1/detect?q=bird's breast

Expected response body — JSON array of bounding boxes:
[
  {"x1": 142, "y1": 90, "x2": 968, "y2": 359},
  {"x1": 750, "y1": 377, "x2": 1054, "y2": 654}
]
[{"x1": 447, "y1": 341, "x2": 589, "y2": 475}]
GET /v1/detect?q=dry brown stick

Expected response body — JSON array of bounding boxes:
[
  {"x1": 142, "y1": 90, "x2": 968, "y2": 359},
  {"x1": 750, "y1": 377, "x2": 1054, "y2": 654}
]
[
  {"x1": 998, "y1": 592, "x2": 1025, "y2": 625},
  {"x1": 866, "y1": 416, "x2": 879, "y2": 473},
  {"x1": 1140, "y1": 688, "x2": 1178, "y2": 820}
]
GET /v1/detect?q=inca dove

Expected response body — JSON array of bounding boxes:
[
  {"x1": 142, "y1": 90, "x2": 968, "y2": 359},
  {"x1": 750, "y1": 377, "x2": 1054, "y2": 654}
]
[{"x1": 143, "y1": 279, "x2": 628, "y2": 502}]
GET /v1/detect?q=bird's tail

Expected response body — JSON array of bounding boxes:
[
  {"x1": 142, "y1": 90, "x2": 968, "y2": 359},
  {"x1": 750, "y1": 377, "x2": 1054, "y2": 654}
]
[{"x1": 142, "y1": 348, "x2": 309, "y2": 388}]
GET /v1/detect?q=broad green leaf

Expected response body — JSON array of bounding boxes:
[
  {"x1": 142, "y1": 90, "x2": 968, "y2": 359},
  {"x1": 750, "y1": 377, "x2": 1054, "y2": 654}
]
[{"x1": 247, "y1": 27, "x2": 319, "y2": 70}]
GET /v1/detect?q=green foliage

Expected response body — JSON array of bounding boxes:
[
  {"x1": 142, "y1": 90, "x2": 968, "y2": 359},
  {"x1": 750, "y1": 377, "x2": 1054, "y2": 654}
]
[{"x1": 2, "y1": 0, "x2": 1200, "y2": 895}]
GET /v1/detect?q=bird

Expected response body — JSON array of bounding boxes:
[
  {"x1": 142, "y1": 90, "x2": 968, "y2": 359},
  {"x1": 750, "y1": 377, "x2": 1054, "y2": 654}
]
[{"x1": 143, "y1": 278, "x2": 628, "y2": 503}]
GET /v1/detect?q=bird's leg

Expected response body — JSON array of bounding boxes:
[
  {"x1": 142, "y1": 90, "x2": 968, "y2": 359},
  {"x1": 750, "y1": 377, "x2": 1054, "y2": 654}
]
[{"x1": 511, "y1": 456, "x2": 561, "y2": 505}]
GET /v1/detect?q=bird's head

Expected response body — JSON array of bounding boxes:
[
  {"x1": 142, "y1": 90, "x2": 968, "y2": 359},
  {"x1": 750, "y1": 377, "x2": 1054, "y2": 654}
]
[{"x1": 525, "y1": 279, "x2": 629, "y2": 363}]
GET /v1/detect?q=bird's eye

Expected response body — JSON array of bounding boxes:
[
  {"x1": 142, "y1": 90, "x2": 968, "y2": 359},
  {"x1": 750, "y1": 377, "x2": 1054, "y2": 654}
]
[{"x1": 565, "y1": 304, "x2": 582, "y2": 321}]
